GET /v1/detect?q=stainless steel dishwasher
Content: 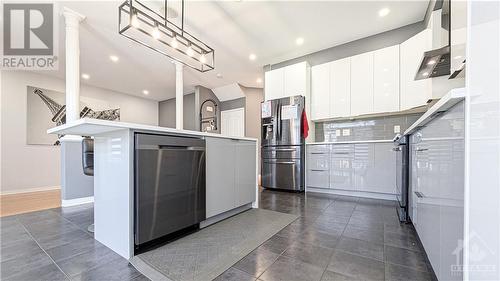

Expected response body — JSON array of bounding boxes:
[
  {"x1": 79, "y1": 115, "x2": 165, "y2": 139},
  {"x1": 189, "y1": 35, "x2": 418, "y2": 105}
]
[{"x1": 134, "y1": 133, "x2": 206, "y2": 248}]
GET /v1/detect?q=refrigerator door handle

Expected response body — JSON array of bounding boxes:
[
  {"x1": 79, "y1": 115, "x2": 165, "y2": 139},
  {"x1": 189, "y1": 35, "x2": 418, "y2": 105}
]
[{"x1": 276, "y1": 101, "x2": 281, "y2": 140}]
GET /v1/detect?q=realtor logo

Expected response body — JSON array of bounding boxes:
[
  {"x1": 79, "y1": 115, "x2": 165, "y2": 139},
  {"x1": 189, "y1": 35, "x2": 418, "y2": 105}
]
[{"x1": 2, "y1": 3, "x2": 58, "y2": 69}]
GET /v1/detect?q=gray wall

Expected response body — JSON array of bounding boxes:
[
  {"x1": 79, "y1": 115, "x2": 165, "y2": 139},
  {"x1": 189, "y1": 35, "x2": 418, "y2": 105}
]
[
  {"x1": 220, "y1": 97, "x2": 245, "y2": 111},
  {"x1": 265, "y1": 21, "x2": 426, "y2": 71},
  {"x1": 240, "y1": 86, "x2": 264, "y2": 174},
  {"x1": 158, "y1": 93, "x2": 196, "y2": 130},
  {"x1": 241, "y1": 86, "x2": 264, "y2": 140},
  {"x1": 195, "y1": 85, "x2": 221, "y2": 133}
]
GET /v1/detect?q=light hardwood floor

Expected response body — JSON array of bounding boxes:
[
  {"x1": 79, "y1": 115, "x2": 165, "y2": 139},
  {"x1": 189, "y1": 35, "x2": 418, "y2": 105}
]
[{"x1": 0, "y1": 189, "x2": 61, "y2": 217}]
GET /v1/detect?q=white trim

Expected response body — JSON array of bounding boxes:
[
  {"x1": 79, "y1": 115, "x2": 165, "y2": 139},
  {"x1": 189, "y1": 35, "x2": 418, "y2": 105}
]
[
  {"x1": 307, "y1": 187, "x2": 396, "y2": 201},
  {"x1": 62, "y1": 196, "x2": 94, "y2": 207},
  {"x1": 0, "y1": 186, "x2": 60, "y2": 196},
  {"x1": 200, "y1": 204, "x2": 252, "y2": 228}
]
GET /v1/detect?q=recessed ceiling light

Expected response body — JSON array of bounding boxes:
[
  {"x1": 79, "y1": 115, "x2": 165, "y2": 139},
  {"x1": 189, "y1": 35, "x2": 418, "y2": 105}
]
[
  {"x1": 454, "y1": 55, "x2": 463, "y2": 60},
  {"x1": 109, "y1": 55, "x2": 119, "y2": 62},
  {"x1": 81, "y1": 73, "x2": 90, "y2": 80},
  {"x1": 378, "y1": 8, "x2": 390, "y2": 17},
  {"x1": 249, "y1": 53, "x2": 257, "y2": 61},
  {"x1": 422, "y1": 72, "x2": 429, "y2": 77},
  {"x1": 216, "y1": 73, "x2": 223, "y2": 78},
  {"x1": 256, "y1": 78, "x2": 262, "y2": 83},
  {"x1": 295, "y1": 37, "x2": 304, "y2": 46},
  {"x1": 142, "y1": 90, "x2": 149, "y2": 95},
  {"x1": 427, "y1": 59, "x2": 436, "y2": 65}
]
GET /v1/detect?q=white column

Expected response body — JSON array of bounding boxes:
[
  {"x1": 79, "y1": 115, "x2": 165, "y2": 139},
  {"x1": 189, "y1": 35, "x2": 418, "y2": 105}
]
[
  {"x1": 175, "y1": 61, "x2": 184, "y2": 130},
  {"x1": 62, "y1": 8, "x2": 85, "y2": 124}
]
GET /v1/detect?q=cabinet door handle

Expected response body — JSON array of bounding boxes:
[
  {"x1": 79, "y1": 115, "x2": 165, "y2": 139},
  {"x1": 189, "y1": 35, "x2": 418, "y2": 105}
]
[
  {"x1": 392, "y1": 147, "x2": 401, "y2": 151},
  {"x1": 414, "y1": 191, "x2": 425, "y2": 198},
  {"x1": 311, "y1": 152, "x2": 327, "y2": 155},
  {"x1": 310, "y1": 169, "x2": 327, "y2": 172},
  {"x1": 332, "y1": 152, "x2": 349, "y2": 155},
  {"x1": 415, "y1": 148, "x2": 429, "y2": 152}
]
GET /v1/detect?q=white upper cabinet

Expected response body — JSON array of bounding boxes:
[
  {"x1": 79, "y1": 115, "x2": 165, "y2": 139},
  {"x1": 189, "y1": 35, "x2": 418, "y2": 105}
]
[
  {"x1": 284, "y1": 62, "x2": 308, "y2": 97},
  {"x1": 350, "y1": 52, "x2": 374, "y2": 116},
  {"x1": 373, "y1": 45, "x2": 400, "y2": 113},
  {"x1": 400, "y1": 29, "x2": 432, "y2": 110},
  {"x1": 265, "y1": 62, "x2": 308, "y2": 101},
  {"x1": 311, "y1": 63, "x2": 330, "y2": 120},
  {"x1": 264, "y1": 68, "x2": 284, "y2": 101},
  {"x1": 330, "y1": 58, "x2": 351, "y2": 118}
]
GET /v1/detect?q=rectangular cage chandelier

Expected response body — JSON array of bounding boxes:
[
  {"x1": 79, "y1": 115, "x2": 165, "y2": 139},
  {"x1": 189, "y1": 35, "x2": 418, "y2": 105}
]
[{"x1": 118, "y1": 0, "x2": 215, "y2": 72}]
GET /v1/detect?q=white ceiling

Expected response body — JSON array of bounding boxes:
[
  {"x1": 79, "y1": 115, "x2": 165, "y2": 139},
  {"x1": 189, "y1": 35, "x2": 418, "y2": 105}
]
[{"x1": 44, "y1": 0, "x2": 429, "y2": 101}]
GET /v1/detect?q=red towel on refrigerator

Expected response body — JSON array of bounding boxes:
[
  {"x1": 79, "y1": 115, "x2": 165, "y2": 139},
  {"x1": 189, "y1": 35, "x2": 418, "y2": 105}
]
[{"x1": 301, "y1": 109, "x2": 309, "y2": 139}]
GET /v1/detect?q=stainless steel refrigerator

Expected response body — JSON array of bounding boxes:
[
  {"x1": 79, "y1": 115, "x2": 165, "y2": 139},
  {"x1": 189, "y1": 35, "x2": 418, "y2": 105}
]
[{"x1": 261, "y1": 96, "x2": 305, "y2": 192}]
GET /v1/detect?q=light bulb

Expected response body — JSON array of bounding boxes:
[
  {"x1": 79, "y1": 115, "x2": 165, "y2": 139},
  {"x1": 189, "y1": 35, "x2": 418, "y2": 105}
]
[
  {"x1": 131, "y1": 11, "x2": 140, "y2": 28},
  {"x1": 186, "y1": 45, "x2": 194, "y2": 57},
  {"x1": 171, "y1": 36, "x2": 178, "y2": 48},
  {"x1": 151, "y1": 24, "x2": 160, "y2": 39},
  {"x1": 200, "y1": 53, "x2": 207, "y2": 64}
]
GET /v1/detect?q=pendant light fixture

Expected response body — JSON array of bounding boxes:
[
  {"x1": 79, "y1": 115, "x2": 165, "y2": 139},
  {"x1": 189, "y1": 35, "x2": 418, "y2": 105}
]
[{"x1": 119, "y1": 0, "x2": 215, "y2": 72}]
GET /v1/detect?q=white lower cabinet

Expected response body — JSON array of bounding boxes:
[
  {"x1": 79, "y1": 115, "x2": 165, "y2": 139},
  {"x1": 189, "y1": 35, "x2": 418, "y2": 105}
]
[
  {"x1": 354, "y1": 143, "x2": 397, "y2": 194},
  {"x1": 206, "y1": 137, "x2": 256, "y2": 218},
  {"x1": 234, "y1": 140, "x2": 257, "y2": 206},
  {"x1": 373, "y1": 143, "x2": 397, "y2": 194},
  {"x1": 307, "y1": 143, "x2": 396, "y2": 196},
  {"x1": 306, "y1": 145, "x2": 330, "y2": 188},
  {"x1": 329, "y1": 144, "x2": 355, "y2": 191}
]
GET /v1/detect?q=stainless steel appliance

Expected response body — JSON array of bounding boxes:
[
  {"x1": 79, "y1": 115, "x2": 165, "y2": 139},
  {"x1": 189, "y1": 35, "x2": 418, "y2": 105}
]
[
  {"x1": 393, "y1": 134, "x2": 409, "y2": 222},
  {"x1": 134, "y1": 133, "x2": 206, "y2": 247},
  {"x1": 261, "y1": 96, "x2": 305, "y2": 192}
]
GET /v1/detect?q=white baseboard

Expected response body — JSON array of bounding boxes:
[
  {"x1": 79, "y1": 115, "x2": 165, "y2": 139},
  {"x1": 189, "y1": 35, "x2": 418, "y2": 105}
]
[
  {"x1": 62, "y1": 196, "x2": 94, "y2": 207},
  {"x1": 307, "y1": 187, "x2": 397, "y2": 201},
  {"x1": 200, "y1": 203, "x2": 253, "y2": 228},
  {"x1": 0, "y1": 186, "x2": 60, "y2": 196}
]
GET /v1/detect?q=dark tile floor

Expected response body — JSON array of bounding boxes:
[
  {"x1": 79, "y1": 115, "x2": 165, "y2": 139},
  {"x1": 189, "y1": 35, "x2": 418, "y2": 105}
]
[
  {"x1": 0, "y1": 203, "x2": 147, "y2": 281},
  {"x1": 0, "y1": 190, "x2": 435, "y2": 281},
  {"x1": 215, "y1": 190, "x2": 436, "y2": 281}
]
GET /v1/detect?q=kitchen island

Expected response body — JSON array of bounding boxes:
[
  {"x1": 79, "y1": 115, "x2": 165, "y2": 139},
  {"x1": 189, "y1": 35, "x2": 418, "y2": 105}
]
[{"x1": 48, "y1": 118, "x2": 258, "y2": 260}]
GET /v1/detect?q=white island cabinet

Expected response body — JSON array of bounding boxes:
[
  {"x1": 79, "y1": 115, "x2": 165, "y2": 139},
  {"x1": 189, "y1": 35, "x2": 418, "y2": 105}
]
[
  {"x1": 47, "y1": 118, "x2": 258, "y2": 260},
  {"x1": 205, "y1": 137, "x2": 256, "y2": 218}
]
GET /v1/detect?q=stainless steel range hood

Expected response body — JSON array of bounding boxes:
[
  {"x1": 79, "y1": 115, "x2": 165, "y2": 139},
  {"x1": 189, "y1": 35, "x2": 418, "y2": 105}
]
[{"x1": 415, "y1": 0, "x2": 451, "y2": 80}]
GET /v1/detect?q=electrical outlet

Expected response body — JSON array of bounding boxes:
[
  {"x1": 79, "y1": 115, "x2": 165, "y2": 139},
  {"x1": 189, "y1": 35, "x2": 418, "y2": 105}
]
[
  {"x1": 342, "y1": 129, "x2": 350, "y2": 136},
  {"x1": 336, "y1": 129, "x2": 341, "y2": 137},
  {"x1": 394, "y1": 125, "x2": 401, "y2": 134}
]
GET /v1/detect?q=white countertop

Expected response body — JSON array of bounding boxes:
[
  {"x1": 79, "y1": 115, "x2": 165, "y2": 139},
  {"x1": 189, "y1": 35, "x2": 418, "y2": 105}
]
[
  {"x1": 47, "y1": 118, "x2": 258, "y2": 142},
  {"x1": 404, "y1": 88, "x2": 466, "y2": 136},
  {"x1": 307, "y1": 140, "x2": 393, "y2": 145}
]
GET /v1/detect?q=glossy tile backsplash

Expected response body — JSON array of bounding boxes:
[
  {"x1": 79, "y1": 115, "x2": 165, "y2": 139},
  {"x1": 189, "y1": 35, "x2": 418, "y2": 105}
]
[{"x1": 314, "y1": 114, "x2": 422, "y2": 142}]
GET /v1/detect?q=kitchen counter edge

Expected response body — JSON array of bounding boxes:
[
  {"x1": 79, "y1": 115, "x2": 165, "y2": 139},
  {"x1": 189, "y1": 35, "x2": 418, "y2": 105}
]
[
  {"x1": 47, "y1": 118, "x2": 258, "y2": 142},
  {"x1": 404, "y1": 87, "x2": 466, "y2": 136}
]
